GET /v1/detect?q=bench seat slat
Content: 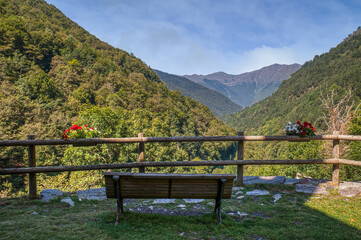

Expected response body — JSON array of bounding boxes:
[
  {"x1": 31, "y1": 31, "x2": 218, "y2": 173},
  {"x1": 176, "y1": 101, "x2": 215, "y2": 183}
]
[
  {"x1": 104, "y1": 173, "x2": 235, "y2": 199},
  {"x1": 104, "y1": 172, "x2": 236, "y2": 180}
]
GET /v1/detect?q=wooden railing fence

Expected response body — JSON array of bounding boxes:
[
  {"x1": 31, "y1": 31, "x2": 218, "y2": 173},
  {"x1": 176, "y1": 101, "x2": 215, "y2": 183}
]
[{"x1": 1, "y1": 131, "x2": 361, "y2": 199}]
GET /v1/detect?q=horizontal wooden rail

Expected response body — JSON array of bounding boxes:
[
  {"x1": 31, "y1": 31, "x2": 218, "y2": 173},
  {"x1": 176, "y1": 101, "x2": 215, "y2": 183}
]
[
  {"x1": 2, "y1": 158, "x2": 357, "y2": 175},
  {"x1": 2, "y1": 133, "x2": 361, "y2": 199},
  {"x1": 338, "y1": 159, "x2": 361, "y2": 166},
  {"x1": 0, "y1": 135, "x2": 342, "y2": 147},
  {"x1": 338, "y1": 135, "x2": 361, "y2": 141}
]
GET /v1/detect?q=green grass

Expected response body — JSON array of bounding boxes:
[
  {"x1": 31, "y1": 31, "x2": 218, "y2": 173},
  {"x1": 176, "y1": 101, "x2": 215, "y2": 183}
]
[{"x1": 0, "y1": 185, "x2": 360, "y2": 240}]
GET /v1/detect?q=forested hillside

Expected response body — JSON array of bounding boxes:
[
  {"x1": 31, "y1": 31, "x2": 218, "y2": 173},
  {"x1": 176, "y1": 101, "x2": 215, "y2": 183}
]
[
  {"x1": 224, "y1": 28, "x2": 361, "y2": 135},
  {"x1": 154, "y1": 69, "x2": 243, "y2": 116},
  {"x1": 223, "y1": 28, "x2": 361, "y2": 181},
  {"x1": 0, "y1": 0, "x2": 235, "y2": 196}
]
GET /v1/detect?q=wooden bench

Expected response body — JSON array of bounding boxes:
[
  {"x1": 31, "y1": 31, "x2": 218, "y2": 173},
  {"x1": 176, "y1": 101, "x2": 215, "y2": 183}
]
[{"x1": 104, "y1": 172, "x2": 236, "y2": 224}]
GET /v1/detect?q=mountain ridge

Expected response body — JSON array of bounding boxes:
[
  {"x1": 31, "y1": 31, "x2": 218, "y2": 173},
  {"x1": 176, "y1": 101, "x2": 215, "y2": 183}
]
[
  {"x1": 154, "y1": 69, "x2": 243, "y2": 116},
  {"x1": 183, "y1": 63, "x2": 301, "y2": 107},
  {"x1": 223, "y1": 27, "x2": 361, "y2": 135},
  {"x1": 184, "y1": 63, "x2": 301, "y2": 86}
]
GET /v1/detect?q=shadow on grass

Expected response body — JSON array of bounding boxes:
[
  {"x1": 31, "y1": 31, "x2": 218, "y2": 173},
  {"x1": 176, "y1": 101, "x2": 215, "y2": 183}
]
[
  {"x1": 90, "y1": 184, "x2": 360, "y2": 240},
  {"x1": 0, "y1": 182, "x2": 359, "y2": 240}
]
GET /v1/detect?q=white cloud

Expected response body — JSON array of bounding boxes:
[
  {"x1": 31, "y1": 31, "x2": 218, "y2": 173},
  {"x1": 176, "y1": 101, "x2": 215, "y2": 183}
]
[
  {"x1": 233, "y1": 46, "x2": 299, "y2": 73},
  {"x1": 46, "y1": 0, "x2": 361, "y2": 75}
]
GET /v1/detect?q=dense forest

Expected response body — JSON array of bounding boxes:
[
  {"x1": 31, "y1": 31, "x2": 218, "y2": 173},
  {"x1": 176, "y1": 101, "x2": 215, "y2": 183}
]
[
  {"x1": 224, "y1": 28, "x2": 361, "y2": 134},
  {"x1": 0, "y1": 0, "x2": 236, "y2": 196},
  {"x1": 223, "y1": 28, "x2": 361, "y2": 181},
  {"x1": 1, "y1": 0, "x2": 361, "y2": 197}
]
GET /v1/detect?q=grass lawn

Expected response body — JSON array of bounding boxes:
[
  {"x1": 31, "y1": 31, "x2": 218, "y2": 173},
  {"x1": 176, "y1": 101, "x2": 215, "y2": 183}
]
[{"x1": 0, "y1": 184, "x2": 360, "y2": 240}]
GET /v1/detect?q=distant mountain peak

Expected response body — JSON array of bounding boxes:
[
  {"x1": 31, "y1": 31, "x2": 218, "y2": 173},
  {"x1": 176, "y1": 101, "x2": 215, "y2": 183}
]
[
  {"x1": 224, "y1": 27, "x2": 361, "y2": 134},
  {"x1": 183, "y1": 63, "x2": 301, "y2": 107},
  {"x1": 154, "y1": 69, "x2": 243, "y2": 116}
]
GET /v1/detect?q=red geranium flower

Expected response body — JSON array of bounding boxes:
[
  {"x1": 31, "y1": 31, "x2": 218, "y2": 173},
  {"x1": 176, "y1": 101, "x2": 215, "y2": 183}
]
[{"x1": 70, "y1": 124, "x2": 78, "y2": 130}]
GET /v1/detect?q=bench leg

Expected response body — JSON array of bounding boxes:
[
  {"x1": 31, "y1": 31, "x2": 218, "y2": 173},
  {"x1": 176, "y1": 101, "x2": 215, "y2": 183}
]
[
  {"x1": 214, "y1": 179, "x2": 227, "y2": 224},
  {"x1": 113, "y1": 176, "x2": 124, "y2": 225}
]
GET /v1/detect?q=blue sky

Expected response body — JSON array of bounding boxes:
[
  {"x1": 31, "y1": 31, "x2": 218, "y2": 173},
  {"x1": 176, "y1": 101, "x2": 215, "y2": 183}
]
[{"x1": 46, "y1": 0, "x2": 361, "y2": 75}]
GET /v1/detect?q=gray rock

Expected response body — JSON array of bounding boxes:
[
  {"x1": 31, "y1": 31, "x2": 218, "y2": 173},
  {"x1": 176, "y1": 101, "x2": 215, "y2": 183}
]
[
  {"x1": 273, "y1": 194, "x2": 282, "y2": 203},
  {"x1": 41, "y1": 189, "x2": 63, "y2": 202},
  {"x1": 295, "y1": 184, "x2": 329, "y2": 195},
  {"x1": 237, "y1": 211, "x2": 248, "y2": 217},
  {"x1": 338, "y1": 181, "x2": 361, "y2": 197},
  {"x1": 284, "y1": 178, "x2": 301, "y2": 185},
  {"x1": 227, "y1": 212, "x2": 235, "y2": 216},
  {"x1": 31, "y1": 212, "x2": 39, "y2": 215},
  {"x1": 61, "y1": 197, "x2": 74, "y2": 207},
  {"x1": 76, "y1": 188, "x2": 106, "y2": 201},
  {"x1": 183, "y1": 199, "x2": 204, "y2": 203},
  {"x1": 237, "y1": 195, "x2": 244, "y2": 199},
  {"x1": 245, "y1": 189, "x2": 270, "y2": 196},
  {"x1": 148, "y1": 206, "x2": 154, "y2": 211},
  {"x1": 246, "y1": 189, "x2": 270, "y2": 196},
  {"x1": 339, "y1": 188, "x2": 361, "y2": 197},
  {"x1": 235, "y1": 191, "x2": 244, "y2": 195},
  {"x1": 244, "y1": 176, "x2": 285, "y2": 185},
  {"x1": 153, "y1": 199, "x2": 176, "y2": 204},
  {"x1": 232, "y1": 187, "x2": 245, "y2": 192},
  {"x1": 177, "y1": 204, "x2": 186, "y2": 208}
]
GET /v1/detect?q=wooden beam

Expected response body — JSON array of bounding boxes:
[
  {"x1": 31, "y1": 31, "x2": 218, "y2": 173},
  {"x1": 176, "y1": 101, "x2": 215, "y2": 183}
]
[
  {"x1": 236, "y1": 132, "x2": 244, "y2": 185},
  {"x1": 138, "y1": 133, "x2": 145, "y2": 173},
  {"x1": 28, "y1": 135, "x2": 37, "y2": 199},
  {"x1": 332, "y1": 131, "x2": 340, "y2": 186},
  {"x1": 0, "y1": 159, "x2": 340, "y2": 175},
  {"x1": 0, "y1": 135, "x2": 340, "y2": 147}
]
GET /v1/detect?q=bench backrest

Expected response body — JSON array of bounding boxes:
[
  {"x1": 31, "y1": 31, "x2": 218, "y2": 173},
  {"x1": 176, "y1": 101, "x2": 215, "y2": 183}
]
[{"x1": 104, "y1": 172, "x2": 236, "y2": 199}]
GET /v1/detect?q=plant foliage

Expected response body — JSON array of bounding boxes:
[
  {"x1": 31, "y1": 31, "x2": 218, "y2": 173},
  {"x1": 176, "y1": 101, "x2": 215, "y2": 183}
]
[{"x1": 0, "y1": 0, "x2": 235, "y2": 196}]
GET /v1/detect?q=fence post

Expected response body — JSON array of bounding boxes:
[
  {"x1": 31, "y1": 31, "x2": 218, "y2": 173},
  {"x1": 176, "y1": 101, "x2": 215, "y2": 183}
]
[
  {"x1": 332, "y1": 131, "x2": 340, "y2": 186},
  {"x1": 236, "y1": 132, "x2": 244, "y2": 185},
  {"x1": 138, "y1": 133, "x2": 145, "y2": 173},
  {"x1": 28, "y1": 134, "x2": 37, "y2": 199}
]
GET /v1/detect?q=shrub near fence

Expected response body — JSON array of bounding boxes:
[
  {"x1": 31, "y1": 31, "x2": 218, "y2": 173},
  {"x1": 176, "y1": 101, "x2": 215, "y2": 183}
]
[{"x1": 1, "y1": 131, "x2": 361, "y2": 199}]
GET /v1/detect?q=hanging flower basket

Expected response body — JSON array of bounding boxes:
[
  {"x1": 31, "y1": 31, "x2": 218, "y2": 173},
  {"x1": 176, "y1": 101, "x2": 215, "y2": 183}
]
[
  {"x1": 284, "y1": 121, "x2": 316, "y2": 142},
  {"x1": 61, "y1": 124, "x2": 100, "y2": 147}
]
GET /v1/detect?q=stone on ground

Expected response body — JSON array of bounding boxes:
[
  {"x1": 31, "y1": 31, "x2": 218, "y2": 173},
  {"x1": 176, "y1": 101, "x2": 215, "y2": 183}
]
[
  {"x1": 273, "y1": 194, "x2": 282, "y2": 203},
  {"x1": 76, "y1": 188, "x2": 106, "y2": 201},
  {"x1": 295, "y1": 184, "x2": 329, "y2": 195},
  {"x1": 153, "y1": 199, "x2": 176, "y2": 204},
  {"x1": 244, "y1": 176, "x2": 285, "y2": 185},
  {"x1": 245, "y1": 189, "x2": 270, "y2": 196},
  {"x1": 41, "y1": 189, "x2": 63, "y2": 202},
  {"x1": 232, "y1": 187, "x2": 245, "y2": 192},
  {"x1": 183, "y1": 199, "x2": 204, "y2": 203},
  {"x1": 61, "y1": 197, "x2": 74, "y2": 207},
  {"x1": 284, "y1": 178, "x2": 300, "y2": 185},
  {"x1": 338, "y1": 181, "x2": 361, "y2": 197},
  {"x1": 237, "y1": 211, "x2": 248, "y2": 217}
]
